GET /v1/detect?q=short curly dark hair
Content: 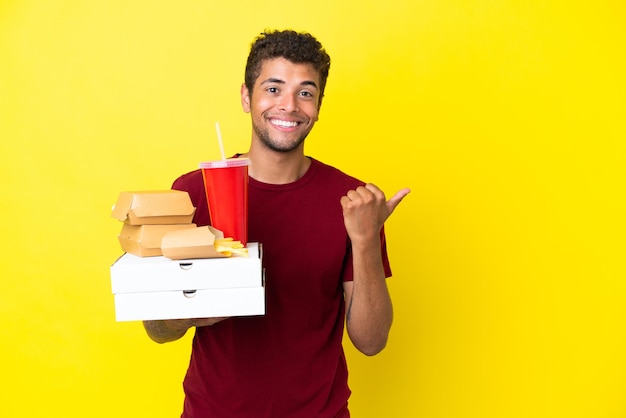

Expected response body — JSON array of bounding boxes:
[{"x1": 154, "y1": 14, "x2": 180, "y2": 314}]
[{"x1": 244, "y1": 30, "x2": 331, "y2": 105}]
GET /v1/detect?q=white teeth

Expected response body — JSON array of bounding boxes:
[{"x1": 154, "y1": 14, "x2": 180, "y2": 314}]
[{"x1": 271, "y1": 119, "x2": 299, "y2": 128}]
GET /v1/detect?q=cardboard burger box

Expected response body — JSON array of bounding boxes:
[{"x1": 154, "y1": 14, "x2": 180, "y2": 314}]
[
  {"x1": 110, "y1": 243, "x2": 265, "y2": 321},
  {"x1": 111, "y1": 190, "x2": 195, "y2": 225},
  {"x1": 118, "y1": 223, "x2": 197, "y2": 257}
]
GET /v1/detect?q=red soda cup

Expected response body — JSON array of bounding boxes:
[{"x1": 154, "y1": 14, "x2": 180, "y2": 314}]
[{"x1": 199, "y1": 158, "x2": 249, "y2": 245}]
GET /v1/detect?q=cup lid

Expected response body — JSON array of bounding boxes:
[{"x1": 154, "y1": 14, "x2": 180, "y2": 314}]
[{"x1": 199, "y1": 158, "x2": 250, "y2": 169}]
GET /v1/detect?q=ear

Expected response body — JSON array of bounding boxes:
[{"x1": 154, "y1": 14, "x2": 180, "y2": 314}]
[{"x1": 241, "y1": 83, "x2": 251, "y2": 113}]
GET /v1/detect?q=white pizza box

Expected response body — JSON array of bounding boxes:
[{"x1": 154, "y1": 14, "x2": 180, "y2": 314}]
[
  {"x1": 111, "y1": 243, "x2": 262, "y2": 293},
  {"x1": 110, "y1": 243, "x2": 264, "y2": 322},
  {"x1": 112, "y1": 282, "x2": 265, "y2": 322}
]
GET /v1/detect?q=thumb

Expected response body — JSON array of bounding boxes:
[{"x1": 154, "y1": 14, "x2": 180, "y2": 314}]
[{"x1": 386, "y1": 188, "x2": 411, "y2": 214}]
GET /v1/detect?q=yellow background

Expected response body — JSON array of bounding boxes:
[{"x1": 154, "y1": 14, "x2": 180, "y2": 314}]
[{"x1": 1, "y1": 1, "x2": 625, "y2": 417}]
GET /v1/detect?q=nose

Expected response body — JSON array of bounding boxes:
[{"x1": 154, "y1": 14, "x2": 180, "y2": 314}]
[{"x1": 278, "y1": 93, "x2": 298, "y2": 112}]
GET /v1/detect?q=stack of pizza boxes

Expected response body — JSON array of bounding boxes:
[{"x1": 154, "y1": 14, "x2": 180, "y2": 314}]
[{"x1": 109, "y1": 190, "x2": 265, "y2": 322}]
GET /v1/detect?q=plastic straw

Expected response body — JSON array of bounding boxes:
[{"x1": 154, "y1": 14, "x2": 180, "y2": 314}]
[{"x1": 215, "y1": 122, "x2": 226, "y2": 161}]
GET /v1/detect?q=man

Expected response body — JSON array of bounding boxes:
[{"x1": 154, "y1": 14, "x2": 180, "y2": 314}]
[{"x1": 143, "y1": 29, "x2": 410, "y2": 417}]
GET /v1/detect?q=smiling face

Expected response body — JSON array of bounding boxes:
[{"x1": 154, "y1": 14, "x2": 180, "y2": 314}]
[{"x1": 241, "y1": 57, "x2": 322, "y2": 154}]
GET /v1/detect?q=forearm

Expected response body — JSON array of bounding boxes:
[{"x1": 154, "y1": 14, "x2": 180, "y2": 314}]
[
  {"x1": 143, "y1": 319, "x2": 192, "y2": 344},
  {"x1": 346, "y1": 240, "x2": 393, "y2": 356}
]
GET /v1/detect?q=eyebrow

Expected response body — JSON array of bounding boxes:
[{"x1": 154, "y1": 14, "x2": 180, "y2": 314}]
[{"x1": 260, "y1": 78, "x2": 319, "y2": 89}]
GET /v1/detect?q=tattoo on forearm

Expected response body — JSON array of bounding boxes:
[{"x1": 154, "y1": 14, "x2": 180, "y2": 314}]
[{"x1": 144, "y1": 320, "x2": 184, "y2": 341}]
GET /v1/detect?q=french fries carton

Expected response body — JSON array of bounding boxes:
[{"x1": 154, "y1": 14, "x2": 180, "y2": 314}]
[
  {"x1": 110, "y1": 243, "x2": 264, "y2": 321},
  {"x1": 118, "y1": 223, "x2": 197, "y2": 257},
  {"x1": 111, "y1": 190, "x2": 196, "y2": 225}
]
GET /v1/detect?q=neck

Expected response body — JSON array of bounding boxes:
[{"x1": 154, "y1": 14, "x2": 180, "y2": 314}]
[{"x1": 241, "y1": 146, "x2": 311, "y2": 184}]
